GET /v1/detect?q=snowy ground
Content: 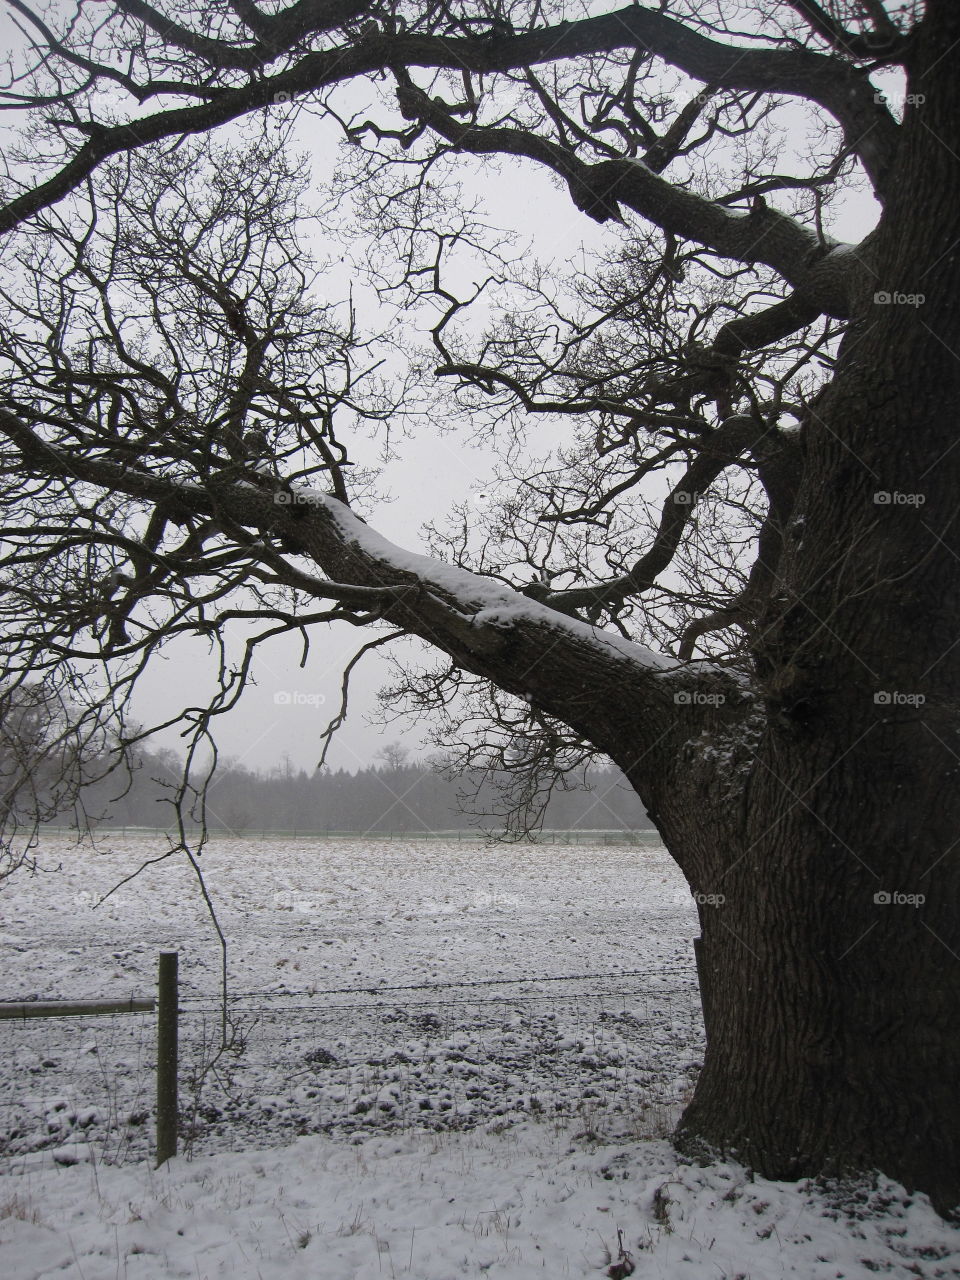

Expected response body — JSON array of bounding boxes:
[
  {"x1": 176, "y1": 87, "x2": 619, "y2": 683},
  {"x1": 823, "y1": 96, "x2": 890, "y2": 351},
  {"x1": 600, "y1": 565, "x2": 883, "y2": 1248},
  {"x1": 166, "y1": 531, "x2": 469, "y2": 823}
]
[
  {"x1": 4, "y1": 1123, "x2": 959, "y2": 1278},
  {"x1": 2, "y1": 835, "x2": 959, "y2": 1278},
  {"x1": 0, "y1": 835, "x2": 702, "y2": 1160}
]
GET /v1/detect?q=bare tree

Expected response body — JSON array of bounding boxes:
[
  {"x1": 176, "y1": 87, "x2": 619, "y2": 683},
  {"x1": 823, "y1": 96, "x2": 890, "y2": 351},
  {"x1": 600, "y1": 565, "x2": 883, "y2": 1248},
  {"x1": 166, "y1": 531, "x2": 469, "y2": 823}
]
[
  {"x1": 0, "y1": 679, "x2": 117, "y2": 880},
  {"x1": 1, "y1": 0, "x2": 958, "y2": 1215}
]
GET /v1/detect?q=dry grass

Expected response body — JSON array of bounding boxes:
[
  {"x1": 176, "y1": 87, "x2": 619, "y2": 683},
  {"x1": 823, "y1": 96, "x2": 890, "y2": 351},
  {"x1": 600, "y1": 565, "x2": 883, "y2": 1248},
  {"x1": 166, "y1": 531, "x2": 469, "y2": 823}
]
[{"x1": 0, "y1": 1191, "x2": 41, "y2": 1226}]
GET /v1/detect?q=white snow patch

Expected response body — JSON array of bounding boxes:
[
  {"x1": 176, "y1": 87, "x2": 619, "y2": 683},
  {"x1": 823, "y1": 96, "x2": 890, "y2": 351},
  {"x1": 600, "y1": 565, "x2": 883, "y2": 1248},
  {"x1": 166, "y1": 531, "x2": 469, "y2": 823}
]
[
  {"x1": 2, "y1": 1127, "x2": 957, "y2": 1279},
  {"x1": 0, "y1": 837, "x2": 702, "y2": 1159}
]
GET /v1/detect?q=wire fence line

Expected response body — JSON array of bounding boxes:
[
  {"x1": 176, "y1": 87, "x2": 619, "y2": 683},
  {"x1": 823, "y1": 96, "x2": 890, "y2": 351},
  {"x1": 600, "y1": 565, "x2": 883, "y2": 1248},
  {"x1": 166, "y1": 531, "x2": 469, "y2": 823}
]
[
  {"x1": 0, "y1": 1007, "x2": 156, "y2": 1168},
  {"x1": 178, "y1": 965, "x2": 686, "y2": 1005},
  {"x1": 0, "y1": 966, "x2": 703, "y2": 1169},
  {"x1": 37, "y1": 826, "x2": 667, "y2": 846}
]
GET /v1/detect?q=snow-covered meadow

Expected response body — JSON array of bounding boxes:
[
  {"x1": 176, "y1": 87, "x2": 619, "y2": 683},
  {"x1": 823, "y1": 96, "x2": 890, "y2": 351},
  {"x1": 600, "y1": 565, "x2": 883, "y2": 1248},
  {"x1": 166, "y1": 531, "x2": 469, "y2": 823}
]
[
  {"x1": 2, "y1": 834, "x2": 959, "y2": 1278},
  {"x1": 0, "y1": 834, "x2": 703, "y2": 1160}
]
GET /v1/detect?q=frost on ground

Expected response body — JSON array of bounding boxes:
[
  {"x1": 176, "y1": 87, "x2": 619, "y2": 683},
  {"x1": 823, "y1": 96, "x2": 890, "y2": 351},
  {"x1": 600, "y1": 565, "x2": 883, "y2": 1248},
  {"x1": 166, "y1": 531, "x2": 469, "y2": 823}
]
[
  {"x1": 3, "y1": 1125, "x2": 959, "y2": 1279},
  {"x1": 0, "y1": 836, "x2": 702, "y2": 1159},
  {"x1": 2, "y1": 836, "x2": 959, "y2": 1277}
]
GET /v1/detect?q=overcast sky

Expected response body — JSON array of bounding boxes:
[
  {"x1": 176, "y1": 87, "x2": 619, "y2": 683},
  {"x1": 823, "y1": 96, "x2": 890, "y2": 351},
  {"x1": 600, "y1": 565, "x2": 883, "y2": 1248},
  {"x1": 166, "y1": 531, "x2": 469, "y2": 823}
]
[{"x1": 131, "y1": 150, "x2": 594, "y2": 775}]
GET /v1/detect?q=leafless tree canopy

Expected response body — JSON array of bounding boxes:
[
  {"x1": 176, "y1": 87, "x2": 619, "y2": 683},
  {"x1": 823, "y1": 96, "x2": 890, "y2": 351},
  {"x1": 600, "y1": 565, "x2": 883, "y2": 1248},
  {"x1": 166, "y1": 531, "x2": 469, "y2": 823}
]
[{"x1": 0, "y1": 0, "x2": 923, "y2": 843}]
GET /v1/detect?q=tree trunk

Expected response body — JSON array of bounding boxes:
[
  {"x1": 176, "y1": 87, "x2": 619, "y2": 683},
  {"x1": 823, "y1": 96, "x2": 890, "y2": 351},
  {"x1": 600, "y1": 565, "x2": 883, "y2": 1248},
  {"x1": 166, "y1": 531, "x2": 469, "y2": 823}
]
[
  {"x1": 664, "y1": 7, "x2": 960, "y2": 1216},
  {"x1": 674, "y1": 750, "x2": 960, "y2": 1216}
]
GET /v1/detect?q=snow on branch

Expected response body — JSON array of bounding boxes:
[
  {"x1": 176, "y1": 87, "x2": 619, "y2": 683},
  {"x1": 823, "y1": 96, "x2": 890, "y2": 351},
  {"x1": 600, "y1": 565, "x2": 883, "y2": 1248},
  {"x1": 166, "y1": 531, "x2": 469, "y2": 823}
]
[{"x1": 298, "y1": 484, "x2": 716, "y2": 682}]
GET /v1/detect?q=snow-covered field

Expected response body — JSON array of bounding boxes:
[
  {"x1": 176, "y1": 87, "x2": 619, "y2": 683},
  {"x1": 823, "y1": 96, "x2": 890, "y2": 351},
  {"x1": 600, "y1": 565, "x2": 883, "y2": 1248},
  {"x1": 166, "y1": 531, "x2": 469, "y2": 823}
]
[
  {"x1": 1, "y1": 835, "x2": 958, "y2": 1278},
  {"x1": 0, "y1": 835, "x2": 703, "y2": 1161}
]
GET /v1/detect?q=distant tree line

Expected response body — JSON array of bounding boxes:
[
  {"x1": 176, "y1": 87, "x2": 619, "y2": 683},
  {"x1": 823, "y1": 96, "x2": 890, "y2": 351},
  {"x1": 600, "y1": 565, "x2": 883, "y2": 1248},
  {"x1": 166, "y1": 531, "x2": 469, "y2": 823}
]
[{"x1": 71, "y1": 745, "x2": 655, "y2": 835}]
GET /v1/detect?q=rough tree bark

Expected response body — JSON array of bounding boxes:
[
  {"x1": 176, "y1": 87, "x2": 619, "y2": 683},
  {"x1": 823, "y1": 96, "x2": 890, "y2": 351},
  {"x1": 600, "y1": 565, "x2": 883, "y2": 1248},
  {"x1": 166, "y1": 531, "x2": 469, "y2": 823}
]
[{"x1": 327, "y1": 8, "x2": 960, "y2": 1209}]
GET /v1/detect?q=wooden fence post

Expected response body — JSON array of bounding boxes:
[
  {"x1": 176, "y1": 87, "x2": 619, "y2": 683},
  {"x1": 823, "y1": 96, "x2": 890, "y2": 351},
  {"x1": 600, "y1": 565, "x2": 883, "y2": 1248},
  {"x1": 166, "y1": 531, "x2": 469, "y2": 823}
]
[{"x1": 156, "y1": 950, "x2": 178, "y2": 1167}]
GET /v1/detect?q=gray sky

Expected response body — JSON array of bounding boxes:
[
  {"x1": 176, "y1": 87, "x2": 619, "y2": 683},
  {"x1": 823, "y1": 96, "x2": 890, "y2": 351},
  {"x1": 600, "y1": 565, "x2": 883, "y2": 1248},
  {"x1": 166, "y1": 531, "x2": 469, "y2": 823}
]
[{"x1": 131, "y1": 154, "x2": 608, "y2": 774}]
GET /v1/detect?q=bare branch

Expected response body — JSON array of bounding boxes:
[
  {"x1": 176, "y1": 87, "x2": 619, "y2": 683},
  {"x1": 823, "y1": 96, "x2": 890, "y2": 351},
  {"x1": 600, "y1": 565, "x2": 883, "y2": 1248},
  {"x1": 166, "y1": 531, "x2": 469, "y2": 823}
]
[{"x1": 0, "y1": 4, "x2": 900, "y2": 236}]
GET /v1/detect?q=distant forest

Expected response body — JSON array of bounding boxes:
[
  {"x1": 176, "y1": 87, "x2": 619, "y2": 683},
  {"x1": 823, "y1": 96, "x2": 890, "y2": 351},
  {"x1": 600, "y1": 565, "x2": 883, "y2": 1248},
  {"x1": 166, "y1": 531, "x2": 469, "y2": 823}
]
[{"x1": 72, "y1": 747, "x2": 655, "y2": 835}]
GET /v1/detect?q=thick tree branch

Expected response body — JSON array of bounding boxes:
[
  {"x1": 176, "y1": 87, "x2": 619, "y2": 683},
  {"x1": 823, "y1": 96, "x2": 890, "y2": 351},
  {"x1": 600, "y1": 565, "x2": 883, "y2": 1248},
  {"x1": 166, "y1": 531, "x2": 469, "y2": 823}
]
[
  {"x1": 0, "y1": 5, "x2": 900, "y2": 235},
  {"x1": 0, "y1": 405, "x2": 746, "y2": 755},
  {"x1": 108, "y1": 0, "x2": 264, "y2": 69},
  {"x1": 112, "y1": 0, "x2": 372, "y2": 66},
  {"x1": 395, "y1": 82, "x2": 865, "y2": 318},
  {"x1": 677, "y1": 420, "x2": 803, "y2": 658},
  {"x1": 787, "y1": 0, "x2": 906, "y2": 57},
  {"x1": 712, "y1": 293, "x2": 826, "y2": 358}
]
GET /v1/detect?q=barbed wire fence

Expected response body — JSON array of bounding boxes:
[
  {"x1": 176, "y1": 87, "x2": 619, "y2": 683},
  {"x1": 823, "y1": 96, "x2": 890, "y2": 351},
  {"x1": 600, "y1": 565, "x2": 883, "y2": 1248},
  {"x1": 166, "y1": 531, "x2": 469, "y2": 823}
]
[
  {"x1": 0, "y1": 1006, "x2": 155, "y2": 1167},
  {"x1": 0, "y1": 966, "x2": 704, "y2": 1170}
]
